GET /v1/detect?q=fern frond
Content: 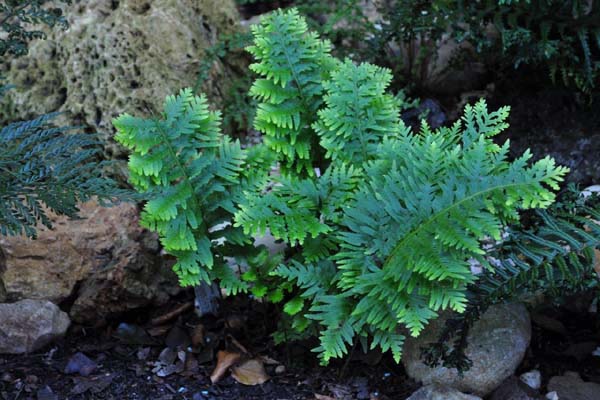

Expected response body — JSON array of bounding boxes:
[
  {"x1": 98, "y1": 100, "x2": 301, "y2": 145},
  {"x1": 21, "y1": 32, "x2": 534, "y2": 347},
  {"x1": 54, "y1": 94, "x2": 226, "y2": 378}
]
[
  {"x1": 247, "y1": 8, "x2": 336, "y2": 176},
  {"x1": 423, "y1": 187, "x2": 600, "y2": 372},
  {"x1": 314, "y1": 59, "x2": 405, "y2": 164},
  {"x1": 0, "y1": 112, "x2": 129, "y2": 238},
  {"x1": 335, "y1": 99, "x2": 568, "y2": 339},
  {"x1": 114, "y1": 88, "x2": 264, "y2": 287}
]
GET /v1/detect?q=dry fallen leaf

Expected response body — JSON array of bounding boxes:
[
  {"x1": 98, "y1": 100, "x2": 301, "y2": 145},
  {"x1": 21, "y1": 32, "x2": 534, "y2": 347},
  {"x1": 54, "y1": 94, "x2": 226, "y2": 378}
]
[
  {"x1": 210, "y1": 350, "x2": 241, "y2": 383},
  {"x1": 231, "y1": 358, "x2": 270, "y2": 385}
]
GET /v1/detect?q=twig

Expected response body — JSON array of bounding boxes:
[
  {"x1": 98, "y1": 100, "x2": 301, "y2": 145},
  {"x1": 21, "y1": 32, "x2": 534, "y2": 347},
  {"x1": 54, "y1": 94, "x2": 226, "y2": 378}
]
[{"x1": 150, "y1": 302, "x2": 193, "y2": 326}]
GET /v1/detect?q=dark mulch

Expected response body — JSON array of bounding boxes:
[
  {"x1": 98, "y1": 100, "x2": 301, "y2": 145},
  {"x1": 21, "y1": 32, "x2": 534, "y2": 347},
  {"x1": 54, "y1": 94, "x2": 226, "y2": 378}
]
[
  {"x1": 0, "y1": 295, "x2": 419, "y2": 400},
  {"x1": 3, "y1": 291, "x2": 600, "y2": 400}
]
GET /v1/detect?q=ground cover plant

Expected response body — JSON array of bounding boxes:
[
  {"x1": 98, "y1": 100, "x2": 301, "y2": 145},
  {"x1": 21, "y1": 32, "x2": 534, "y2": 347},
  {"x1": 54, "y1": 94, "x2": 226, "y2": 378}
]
[{"x1": 112, "y1": 8, "x2": 586, "y2": 366}]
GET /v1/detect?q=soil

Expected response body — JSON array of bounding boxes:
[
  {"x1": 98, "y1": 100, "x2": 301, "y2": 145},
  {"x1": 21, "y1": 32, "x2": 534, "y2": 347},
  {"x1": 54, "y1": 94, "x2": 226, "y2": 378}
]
[
  {"x1": 2, "y1": 291, "x2": 600, "y2": 400},
  {"x1": 0, "y1": 295, "x2": 419, "y2": 400},
  {"x1": 490, "y1": 86, "x2": 600, "y2": 186}
]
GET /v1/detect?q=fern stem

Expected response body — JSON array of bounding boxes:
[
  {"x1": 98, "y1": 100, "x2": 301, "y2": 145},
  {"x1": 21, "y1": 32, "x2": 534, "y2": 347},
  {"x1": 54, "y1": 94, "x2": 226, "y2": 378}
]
[
  {"x1": 384, "y1": 181, "x2": 541, "y2": 269},
  {"x1": 152, "y1": 118, "x2": 209, "y2": 238}
]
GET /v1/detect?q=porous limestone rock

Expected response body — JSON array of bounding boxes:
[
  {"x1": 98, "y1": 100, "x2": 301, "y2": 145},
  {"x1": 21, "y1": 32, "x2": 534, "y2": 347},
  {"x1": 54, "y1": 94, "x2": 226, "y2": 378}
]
[
  {"x1": 0, "y1": 200, "x2": 181, "y2": 325},
  {"x1": 0, "y1": 299, "x2": 70, "y2": 354},
  {"x1": 402, "y1": 303, "x2": 531, "y2": 397},
  {"x1": 0, "y1": 0, "x2": 244, "y2": 159}
]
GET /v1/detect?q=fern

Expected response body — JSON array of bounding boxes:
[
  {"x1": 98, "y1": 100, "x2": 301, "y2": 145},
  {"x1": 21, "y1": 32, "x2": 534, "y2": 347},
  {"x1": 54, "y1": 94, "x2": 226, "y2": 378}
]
[
  {"x1": 247, "y1": 8, "x2": 336, "y2": 176},
  {"x1": 423, "y1": 186, "x2": 600, "y2": 371},
  {"x1": 114, "y1": 88, "x2": 271, "y2": 287},
  {"x1": 334, "y1": 102, "x2": 566, "y2": 341},
  {"x1": 0, "y1": 112, "x2": 129, "y2": 238},
  {"x1": 233, "y1": 9, "x2": 571, "y2": 364},
  {"x1": 116, "y1": 9, "x2": 576, "y2": 365}
]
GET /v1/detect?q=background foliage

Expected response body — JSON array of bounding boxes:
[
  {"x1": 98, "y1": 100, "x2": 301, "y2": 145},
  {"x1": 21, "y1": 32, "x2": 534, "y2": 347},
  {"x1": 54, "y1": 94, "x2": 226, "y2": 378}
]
[
  {"x1": 0, "y1": 0, "x2": 71, "y2": 57},
  {"x1": 0, "y1": 0, "x2": 129, "y2": 239}
]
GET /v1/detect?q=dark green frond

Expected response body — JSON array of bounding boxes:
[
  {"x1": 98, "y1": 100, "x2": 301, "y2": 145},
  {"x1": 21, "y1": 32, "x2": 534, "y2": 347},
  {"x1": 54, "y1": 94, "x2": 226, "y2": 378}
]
[{"x1": 0, "y1": 112, "x2": 129, "y2": 238}]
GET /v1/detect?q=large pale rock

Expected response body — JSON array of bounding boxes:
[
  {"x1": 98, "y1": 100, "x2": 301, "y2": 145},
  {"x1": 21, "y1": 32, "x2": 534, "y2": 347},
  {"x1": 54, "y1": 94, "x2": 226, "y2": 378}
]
[
  {"x1": 0, "y1": 0, "x2": 244, "y2": 159},
  {"x1": 0, "y1": 200, "x2": 181, "y2": 325},
  {"x1": 547, "y1": 372, "x2": 600, "y2": 400},
  {"x1": 402, "y1": 303, "x2": 531, "y2": 397},
  {"x1": 407, "y1": 384, "x2": 482, "y2": 400},
  {"x1": 0, "y1": 299, "x2": 70, "y2": 354}
]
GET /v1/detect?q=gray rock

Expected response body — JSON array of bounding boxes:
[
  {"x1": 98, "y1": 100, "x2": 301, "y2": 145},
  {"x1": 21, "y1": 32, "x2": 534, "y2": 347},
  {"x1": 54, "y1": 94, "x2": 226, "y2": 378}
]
[
  {"x1": 545, "y1": 391, "x2": 559, "y2": 400},
  {"x1": 520, "y1": 370, "x2": 542, "y2": 390},
  {"x1": 402, "y1": 303, "x2": 531, "y2": 397},
  {"x1": 407, "y1": 384, "x2": 482, "y2": 400},
  {"x1": 0, "y1": 299, "x2": 70, "y2": 354},
  {"x1": 490, "y1": 376, "x2": 542, "y2": 400},
  {"x1": 547, "y1": 372, "x2": 600, "y2": 400},
  {"x1": 64, "y1": 352, "x2": 98, "y2": 376}
]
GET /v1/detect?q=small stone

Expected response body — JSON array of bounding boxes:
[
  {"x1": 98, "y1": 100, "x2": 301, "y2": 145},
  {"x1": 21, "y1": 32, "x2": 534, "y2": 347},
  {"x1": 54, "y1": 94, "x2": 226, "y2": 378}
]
[
  {"x1": 137, "y1": 347, "x2": 151, "y2": 360},
  {"x1": 402, "y1": 303, "x2": 531, "y2": 397},
  {"x1": 407, "y1": 384, "x2": 482, "y2": 400},
  {"x1": 545, "y1": 391, "x2": 559, "y2": 400},
  {"x1": 275, "y1": 365, "x2": 286, "y2": 374},
  {"x1": 64, "y1": 352, "x2": 98, "y2": 376},
  {"x1": 548, "y1": 372, "x2": 600, "y2": 400},
  {"x1": 520, "y1": 370, "x2": 542, "y2": 390},
  {"x1": 0, "y1": 300, "x2": 70, "y2": 354}
]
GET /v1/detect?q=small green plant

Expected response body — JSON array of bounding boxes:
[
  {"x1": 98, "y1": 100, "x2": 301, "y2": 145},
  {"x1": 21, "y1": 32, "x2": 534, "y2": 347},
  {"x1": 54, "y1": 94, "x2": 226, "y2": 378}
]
[
  {"x1": 453, "y1": 0, "x2": 600, "y2": 92},
  {"x1": 116, "y1": 9, "x2": 571, "y2": 364},
  {"x1": 0, "y1": 0, "x2": 72, "y2": 57}
]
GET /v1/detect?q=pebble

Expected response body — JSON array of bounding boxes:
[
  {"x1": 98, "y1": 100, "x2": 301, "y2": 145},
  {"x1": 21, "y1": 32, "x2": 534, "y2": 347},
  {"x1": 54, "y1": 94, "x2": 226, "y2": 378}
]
[
  {"x1": 275, "y1": 365, "x2": 286, "y2": 374},
  {"x1": 64, "y1": 352, "x2": 98, "y2": 377},
  {"x1": 520, "y1": 370, "x2": 541, "y2": 390}
]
